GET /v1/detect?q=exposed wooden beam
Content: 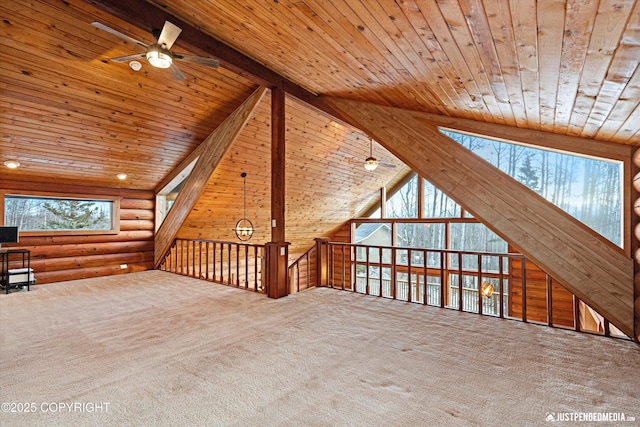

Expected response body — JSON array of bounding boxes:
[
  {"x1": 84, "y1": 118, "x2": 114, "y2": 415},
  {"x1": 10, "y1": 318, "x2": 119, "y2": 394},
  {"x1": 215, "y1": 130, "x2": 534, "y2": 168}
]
[
  {"x1": 154, "y1": 87, "x2": 267, "y2": 266},
  {"x1": 80, "y1": 0, "x2": 349, "y2": 123},
  {"x1": 271, "y1": 87, "x2": 286, "y2": 242},
  {"x1": 326, "y1": 97, "x2": 635, "y2": 338}
]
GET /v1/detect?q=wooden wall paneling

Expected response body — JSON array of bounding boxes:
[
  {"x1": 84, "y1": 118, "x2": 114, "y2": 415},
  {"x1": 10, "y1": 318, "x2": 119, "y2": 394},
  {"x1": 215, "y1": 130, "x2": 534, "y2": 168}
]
[
  {"x1": 434, "y1": 0, "x2": 510, "y2": 123},
  {"x1": 508, "y1": 255, "x2": 574, "y2": 328},
  {"x1": 535, "y1": 0, "x2": 566, "y2": 131},
  {"x1": 1, "y1": 181, "x2": 155, "y2": 284},
  {"x1": 154, "y1": 87, "x2": 268, "y2": 266},
  {"x1": 586, "y1": 2, "x2": 640, "y2": 140},
  {"x1": 599, "y1": 66, "x2": 640, "y2": 141},
  {"x1": 81, "y1": 0, "x2": 336, "y2": 116},
  {"x1": 509, "y1": 0, "x2": 540, "y2": 129},
  {"x1": 2, "y1": 0, "x2": 258, "y2": 189},
  {"x1": 457, "y1": 0, "x2": 514, "y2": 123},
  {"x1": 552, "y1": 0, "x2": 599, "y2": 133},
  {"x1": 326, "y1": 97, "x2": 634, "y2": 337},
  {"x1": 404, "y1": 0, "x2": 493, "y2": 119},
  {"x1": 480, "y1": 0, "x2": 528, "y2": 127},
  {"x1": 393, "y1": 1, "x2": 482, "y2": 121},
  {"x1": 568, "y1": 0, "x2": 637, "y2": 136},
  {"x1": 345, "y1": 1, "x2": 451, "y2": 112}
]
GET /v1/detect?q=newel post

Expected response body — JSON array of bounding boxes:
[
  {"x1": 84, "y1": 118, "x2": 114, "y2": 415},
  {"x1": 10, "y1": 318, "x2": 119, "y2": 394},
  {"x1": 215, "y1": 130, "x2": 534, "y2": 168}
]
[
  {"x1": 315, "y1": 238, "x2": 330, "y2": 288},
  {"x1": 265, "y1": 241, "x2": 289, "y2": 299}
]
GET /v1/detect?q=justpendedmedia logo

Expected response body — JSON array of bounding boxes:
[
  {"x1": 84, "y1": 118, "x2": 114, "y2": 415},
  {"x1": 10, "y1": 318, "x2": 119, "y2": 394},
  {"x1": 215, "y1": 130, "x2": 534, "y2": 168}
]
[{"x1": 546, "y1": 411, "x2": 635, "y2": 423}]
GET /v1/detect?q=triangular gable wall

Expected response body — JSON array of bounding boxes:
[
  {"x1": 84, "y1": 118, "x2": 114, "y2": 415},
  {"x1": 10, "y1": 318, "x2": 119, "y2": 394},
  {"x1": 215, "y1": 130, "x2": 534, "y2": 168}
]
[{"x1": 326, "y1": 97, "x2": 634, "y2": 337}]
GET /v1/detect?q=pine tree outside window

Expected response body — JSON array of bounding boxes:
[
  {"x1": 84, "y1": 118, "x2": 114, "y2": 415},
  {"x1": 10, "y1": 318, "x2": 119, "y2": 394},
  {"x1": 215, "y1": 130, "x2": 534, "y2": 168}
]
[{"x1": 3, "y1": 194, "x2": 117, "y2": 233}]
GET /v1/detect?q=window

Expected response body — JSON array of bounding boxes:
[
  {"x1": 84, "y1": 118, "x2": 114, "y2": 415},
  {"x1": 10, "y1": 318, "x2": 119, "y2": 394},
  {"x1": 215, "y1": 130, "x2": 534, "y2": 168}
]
[
  {"x1": 443, "y1": 129, "x2": 623, "y2": 247},
  {"x1": 156, "y1": 158, "x2": 197, "y2": 231},
  {"x1": 3, "y1": 194, "x2": 118, "y2": 234},
  {"x1": 423, "y1": 179, "x2": 460, "y2": 218},
  {"x1": 449, "y1": 223, "x2": 507, "y2": 272},
  {"x1": 386, "y1": 174, "x2": 418, "y2": 218}
]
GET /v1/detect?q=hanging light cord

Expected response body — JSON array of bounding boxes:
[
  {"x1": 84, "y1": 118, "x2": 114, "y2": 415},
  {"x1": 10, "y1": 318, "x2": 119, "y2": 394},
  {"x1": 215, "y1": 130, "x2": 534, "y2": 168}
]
[{"x1": 241, "y1": 172, "x2": 247, "y2": 219}]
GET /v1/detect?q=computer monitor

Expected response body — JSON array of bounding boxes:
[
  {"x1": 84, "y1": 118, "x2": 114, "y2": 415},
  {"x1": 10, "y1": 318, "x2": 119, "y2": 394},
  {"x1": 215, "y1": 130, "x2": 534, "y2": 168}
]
[{"x1": 0, "y1": 226, "x2": 19, "y2": 250}]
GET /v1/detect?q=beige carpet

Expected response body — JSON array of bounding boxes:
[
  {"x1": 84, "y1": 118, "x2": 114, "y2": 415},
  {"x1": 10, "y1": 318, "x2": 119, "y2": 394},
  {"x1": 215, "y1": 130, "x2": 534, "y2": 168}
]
[{"x1": 1, "y1": 271, "x2": 638, "y2": 426}]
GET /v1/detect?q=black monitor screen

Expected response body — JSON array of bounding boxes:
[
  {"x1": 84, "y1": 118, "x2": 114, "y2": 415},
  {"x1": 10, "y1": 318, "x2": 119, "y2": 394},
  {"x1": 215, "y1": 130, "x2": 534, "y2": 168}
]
[{"x1": 0, "y1": 227, "x2": 19, "y2": 244}]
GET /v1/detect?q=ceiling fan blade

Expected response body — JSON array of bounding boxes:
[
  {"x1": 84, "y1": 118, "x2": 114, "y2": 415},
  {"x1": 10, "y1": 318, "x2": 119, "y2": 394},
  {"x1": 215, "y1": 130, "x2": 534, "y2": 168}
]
[
  {"x1": 109, "y1": 53, "x2": 147, "y2": 63},
  {"x1": 173, "y1": 53, "x2": 219, "y2": 68},
  {"x1": 157, "y1": 21, "x2": 182, "y2": 49},
  {"x1": 92, "y1": 22, "x2": 147, "y2": 48},
  {"x1": 379, "y1": 162, "x2": 397, "y2": 168},
  {"x1": 168, "y1": 64, "x2": 187, "y2": 81}
]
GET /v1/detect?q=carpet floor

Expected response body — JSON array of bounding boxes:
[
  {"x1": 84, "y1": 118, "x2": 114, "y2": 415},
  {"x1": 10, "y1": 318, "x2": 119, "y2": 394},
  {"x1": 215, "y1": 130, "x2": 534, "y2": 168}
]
[{"x1": 0, "y1": 270, "x2": 638, "y2": 426}]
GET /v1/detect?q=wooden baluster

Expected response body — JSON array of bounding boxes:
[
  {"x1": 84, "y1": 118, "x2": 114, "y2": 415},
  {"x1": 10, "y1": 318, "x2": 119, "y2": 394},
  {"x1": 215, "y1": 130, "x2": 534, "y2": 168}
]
[
  {"x1": 365, "y1": 246, "x2": 370, "y2": 295},
  {"x1": 521, "y1": 258, "x2": 527, "y2": 323},
  {"x1": 244, "y1": 245, "x2": 249, "y2": 289},
  {"x1": 573, "y1": 295, "x2": 581, "y2": 332},
  {"x1": 499, "y1": 256, "x2": 504, "y2": 319},
  {"x1": 477, "y1": 254, "x2": 483, "y2": 315},
  {"x1": 407, "y1": 248, "x2": 412, "y2": 302},
  {"x1": 236, "y1": 244, "x2": 240, "y2": 287},
  {"x1": 457, "y1": 252, "x2": 463, "y2": 311},
  {"x1": 440, "y1": 251, "x2": 445, "y2": 308},
  {"x1": 422, "y1": 249, "x2": 427, "y2": 305},
  {"x1": 378, "y1": 247, "x2": 383, "y2": 297},
  {"x1": 546, "y1": 274, "x2": 553, "y2": 326}
]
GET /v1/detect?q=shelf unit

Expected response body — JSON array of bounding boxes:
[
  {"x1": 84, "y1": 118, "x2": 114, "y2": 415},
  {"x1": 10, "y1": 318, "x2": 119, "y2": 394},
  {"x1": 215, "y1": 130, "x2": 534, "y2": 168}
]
[{"x1": 1, "y1": 249, "x2": 35, "y2": 294}]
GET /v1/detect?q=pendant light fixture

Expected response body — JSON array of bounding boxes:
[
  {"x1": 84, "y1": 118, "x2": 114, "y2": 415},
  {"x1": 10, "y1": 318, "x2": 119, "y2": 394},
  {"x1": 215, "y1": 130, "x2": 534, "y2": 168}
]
[
  {"x1": 363, "y1": 137, "x2": 379, "y2": 171},
  {"x1": 233, "y1": 172, "x2": 255, "y2": 241}
]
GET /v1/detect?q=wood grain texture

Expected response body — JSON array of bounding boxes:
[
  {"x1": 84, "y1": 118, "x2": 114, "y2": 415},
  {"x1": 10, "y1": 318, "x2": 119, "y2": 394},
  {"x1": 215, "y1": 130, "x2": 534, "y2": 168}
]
[
  {"x1": 2, "y1": 0, "x2": 639, "y2": 333},
  {"x1": 0, "y1": 179, "x2": 154, "y2": 284},
  {"x1": 326, "y1": 96, "x2": 634, "y2": 337},
  {"x1": 175, "y1": 94, "x2": 407, "y2": 265},
  {"x1": 154, "y1": 87, "x2": 267, "y2": 266}
]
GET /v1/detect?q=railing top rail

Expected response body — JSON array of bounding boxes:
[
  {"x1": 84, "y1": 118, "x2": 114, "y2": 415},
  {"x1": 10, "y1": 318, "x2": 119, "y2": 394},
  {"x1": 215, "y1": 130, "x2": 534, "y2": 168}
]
[
  {"x1": 327, "y1": 241, "x2": 525, "y2": 259},
  {"x1": 174, "y1": 237, "x2": 266, "y2": 249}
]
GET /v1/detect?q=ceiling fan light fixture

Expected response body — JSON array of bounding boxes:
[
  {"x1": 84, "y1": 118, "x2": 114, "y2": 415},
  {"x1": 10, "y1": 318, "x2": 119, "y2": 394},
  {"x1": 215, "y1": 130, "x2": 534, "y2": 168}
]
[
  {"x1": 363, "y1": 157, "x2": 379, "y2": 171},
  {"x1": 146, "y1": 45, "x2": 172, "y2": 68}
]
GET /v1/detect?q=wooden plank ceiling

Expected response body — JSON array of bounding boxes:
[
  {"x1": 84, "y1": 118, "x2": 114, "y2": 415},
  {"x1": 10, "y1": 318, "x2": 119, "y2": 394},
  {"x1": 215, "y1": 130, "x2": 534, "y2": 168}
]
[{"x1": 1, "y1": 1, "x2": 639, "y2": 264}]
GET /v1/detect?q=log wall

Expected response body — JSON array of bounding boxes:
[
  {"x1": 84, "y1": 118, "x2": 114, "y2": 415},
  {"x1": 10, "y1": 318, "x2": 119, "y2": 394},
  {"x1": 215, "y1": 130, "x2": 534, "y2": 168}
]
[{"x1": 0, "y1": 180, "x2": 154, "y2": 284}]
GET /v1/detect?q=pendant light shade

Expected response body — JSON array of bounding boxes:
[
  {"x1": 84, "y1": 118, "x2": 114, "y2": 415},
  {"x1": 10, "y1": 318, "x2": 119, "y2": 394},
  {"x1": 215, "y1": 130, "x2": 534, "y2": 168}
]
[{"x1": 233, "y1": 172, "x2": 255, "y2": 241}]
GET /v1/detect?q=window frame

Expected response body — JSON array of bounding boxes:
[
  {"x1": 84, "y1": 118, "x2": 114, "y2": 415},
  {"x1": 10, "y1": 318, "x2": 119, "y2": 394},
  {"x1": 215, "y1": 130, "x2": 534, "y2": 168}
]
[{"x1": 1, "y1": 190, "x2": 121, "y2": 236}]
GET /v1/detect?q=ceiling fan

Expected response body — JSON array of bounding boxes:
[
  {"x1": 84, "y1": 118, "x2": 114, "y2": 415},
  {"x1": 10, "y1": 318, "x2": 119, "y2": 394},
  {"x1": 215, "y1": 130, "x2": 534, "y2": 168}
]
[
  {"x1": 92, "y1": 20, "x2": 220, "y2": 80},
  {"x1": 347, "y1": 137, "x2": 396, "y2": 171}
]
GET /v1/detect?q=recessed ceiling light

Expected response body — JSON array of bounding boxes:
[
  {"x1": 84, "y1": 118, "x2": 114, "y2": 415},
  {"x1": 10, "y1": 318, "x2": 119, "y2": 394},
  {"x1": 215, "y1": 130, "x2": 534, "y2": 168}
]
[
  {"x1": 129, "y1": 60, "x2": 142, "y2": 71},
  {"x1": 4, "y1": 160, "x2": 20, "y2": 169},
  {"x1": 117, "y1": 173, "x2": 127, "y2": 180}
]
